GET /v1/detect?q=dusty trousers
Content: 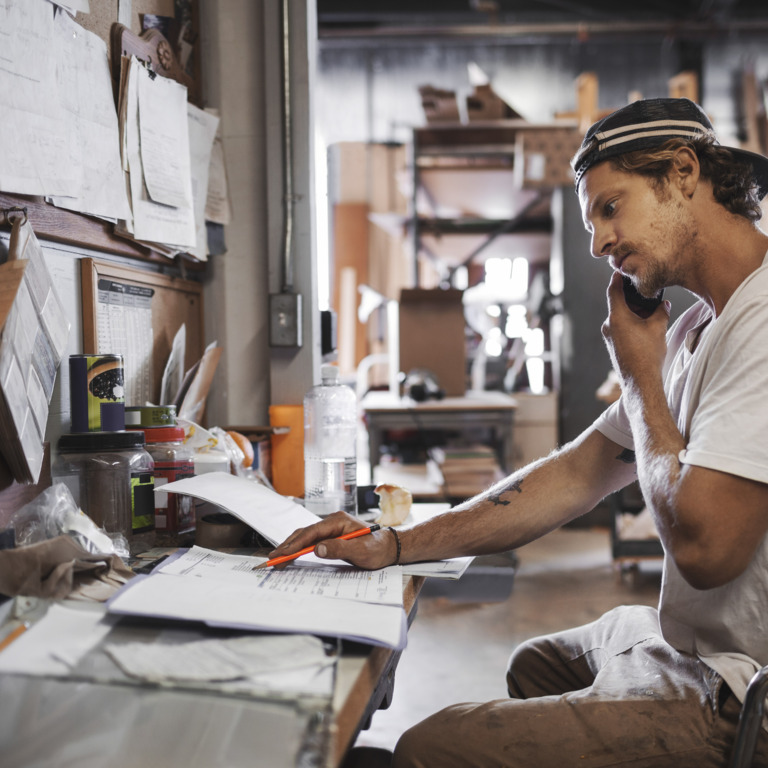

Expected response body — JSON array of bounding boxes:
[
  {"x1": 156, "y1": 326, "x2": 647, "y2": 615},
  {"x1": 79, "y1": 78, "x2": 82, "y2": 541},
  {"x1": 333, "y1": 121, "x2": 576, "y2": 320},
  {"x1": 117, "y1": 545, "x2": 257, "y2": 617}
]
[{"x1": 392, "y1": 605, "x2": 768, "y2": 768}]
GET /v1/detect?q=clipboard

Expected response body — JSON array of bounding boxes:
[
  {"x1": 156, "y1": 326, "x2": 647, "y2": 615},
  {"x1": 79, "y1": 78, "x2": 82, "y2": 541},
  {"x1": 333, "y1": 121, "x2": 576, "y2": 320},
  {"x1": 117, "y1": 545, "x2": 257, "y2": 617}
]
[{"x1": 81, "y1": 258, "x2": 204, "y2": 406}]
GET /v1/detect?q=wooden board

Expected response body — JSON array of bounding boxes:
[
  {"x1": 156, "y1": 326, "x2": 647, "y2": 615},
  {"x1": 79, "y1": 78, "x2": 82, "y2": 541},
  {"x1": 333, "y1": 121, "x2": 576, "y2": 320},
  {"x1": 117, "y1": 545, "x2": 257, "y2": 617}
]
[{"x1": 111, "y1": 22, "x2": 199, "y2": 105}]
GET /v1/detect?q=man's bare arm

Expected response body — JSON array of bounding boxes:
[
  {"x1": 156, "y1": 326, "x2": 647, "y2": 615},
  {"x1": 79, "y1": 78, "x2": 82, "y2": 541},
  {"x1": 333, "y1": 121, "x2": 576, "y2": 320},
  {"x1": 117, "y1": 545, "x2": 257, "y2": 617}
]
[
  {"x1": 269, "y1": 427, "x2": 636, "y2": 570},
  {"x1": 602, "y1": 273, "x2": 768, "y2": 589}
]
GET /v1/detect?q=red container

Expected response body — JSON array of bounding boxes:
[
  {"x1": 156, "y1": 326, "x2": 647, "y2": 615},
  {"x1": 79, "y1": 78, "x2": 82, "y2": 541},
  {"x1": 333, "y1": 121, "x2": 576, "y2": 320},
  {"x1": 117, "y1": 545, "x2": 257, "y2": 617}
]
[{"x1": 130, "y1": 426, "x2": 195, "y2": 533}]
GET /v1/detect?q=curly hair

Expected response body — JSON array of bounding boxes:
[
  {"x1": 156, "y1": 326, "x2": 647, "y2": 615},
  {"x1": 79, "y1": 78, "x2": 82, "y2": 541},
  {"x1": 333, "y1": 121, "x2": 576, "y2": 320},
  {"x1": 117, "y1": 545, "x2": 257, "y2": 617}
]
[{"x1": 610, "y1": 136, "x2": 763, "y2": 221}]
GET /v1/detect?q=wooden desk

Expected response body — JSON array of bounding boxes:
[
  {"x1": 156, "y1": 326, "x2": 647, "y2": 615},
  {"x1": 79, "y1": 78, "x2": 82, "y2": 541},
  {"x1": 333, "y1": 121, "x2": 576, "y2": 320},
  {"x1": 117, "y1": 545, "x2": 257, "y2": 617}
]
[
  {"x1": 332, "y1": 574, "x2": 423, "y2": 764},
  {"x1": 0, "y1": 572, "x2": 424, "y2": 768},
  {"x1": 363, "y1": 390, "x2": 518, "y2": 478}
]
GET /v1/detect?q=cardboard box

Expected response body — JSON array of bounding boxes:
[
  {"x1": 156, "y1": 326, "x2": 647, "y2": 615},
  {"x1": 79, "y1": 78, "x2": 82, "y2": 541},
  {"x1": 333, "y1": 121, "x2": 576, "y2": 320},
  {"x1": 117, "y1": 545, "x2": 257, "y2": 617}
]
[
  {"x1": 514, "y1": 126, "x2": 583, "y2": 189},
  {"x1": 419, "y1": 85, "x2": 460, "y2": 124},
  {"x1": 398, "y1": 288, "x2": 466, "y2": 397},
  {"x1": 466, "y1": 84, "x2": 522, "y2": 122}
]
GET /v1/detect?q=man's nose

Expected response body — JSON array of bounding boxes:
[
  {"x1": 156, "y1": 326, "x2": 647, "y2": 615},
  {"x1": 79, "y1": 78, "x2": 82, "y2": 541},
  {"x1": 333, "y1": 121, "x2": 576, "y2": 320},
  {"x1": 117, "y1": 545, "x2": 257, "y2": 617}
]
[{"x1": 590, "y1": 225, "x2": 615, "y2": 260}]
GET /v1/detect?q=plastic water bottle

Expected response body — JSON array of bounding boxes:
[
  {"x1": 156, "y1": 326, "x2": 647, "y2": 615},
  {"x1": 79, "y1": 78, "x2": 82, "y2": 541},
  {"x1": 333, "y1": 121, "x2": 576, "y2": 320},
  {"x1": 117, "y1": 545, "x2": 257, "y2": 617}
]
[{"x1": 303, "y1": 364, "x2": 358, "y2": 517}]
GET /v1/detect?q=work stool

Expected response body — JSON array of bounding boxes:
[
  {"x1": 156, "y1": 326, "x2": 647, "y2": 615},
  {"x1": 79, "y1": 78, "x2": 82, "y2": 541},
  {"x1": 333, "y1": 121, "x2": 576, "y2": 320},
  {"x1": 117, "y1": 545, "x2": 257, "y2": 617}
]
[{"x1": 729, "y1": 666, "x2": 768, "y2": 768}]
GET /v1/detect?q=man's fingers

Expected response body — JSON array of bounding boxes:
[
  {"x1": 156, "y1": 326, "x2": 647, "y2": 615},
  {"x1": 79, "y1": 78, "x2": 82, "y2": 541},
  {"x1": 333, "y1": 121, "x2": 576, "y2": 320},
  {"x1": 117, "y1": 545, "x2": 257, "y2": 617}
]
[
  {"x1": 316, "y1": 528, "x2": 392, "y2": 569},
  {"x1": 269, "y1": 512, "x2": 362, "y2": 557}
]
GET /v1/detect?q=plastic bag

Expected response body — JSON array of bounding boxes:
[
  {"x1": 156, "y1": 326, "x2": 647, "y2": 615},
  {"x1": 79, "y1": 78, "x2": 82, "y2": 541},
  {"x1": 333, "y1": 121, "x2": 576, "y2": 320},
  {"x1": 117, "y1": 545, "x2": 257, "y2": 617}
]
[
  {"x1": 177, "y1": 418, "x2": 273, "y2": 489},
  {"x1": 9, "y1": 483, "x2": 129, "y2": 559},
  {"x1": 208, "y1": 427, "x2": 250, "y2": 478}
]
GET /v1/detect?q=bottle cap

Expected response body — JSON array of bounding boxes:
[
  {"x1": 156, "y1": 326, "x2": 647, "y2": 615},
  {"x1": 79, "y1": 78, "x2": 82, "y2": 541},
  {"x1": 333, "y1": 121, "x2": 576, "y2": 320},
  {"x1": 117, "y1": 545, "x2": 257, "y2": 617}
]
[
  {"x1": 127, "y1": 426, "x2": 186, "y2": 443},
  {"x1": 320, "y1": 364, "x2": 340, "y2": 383}
]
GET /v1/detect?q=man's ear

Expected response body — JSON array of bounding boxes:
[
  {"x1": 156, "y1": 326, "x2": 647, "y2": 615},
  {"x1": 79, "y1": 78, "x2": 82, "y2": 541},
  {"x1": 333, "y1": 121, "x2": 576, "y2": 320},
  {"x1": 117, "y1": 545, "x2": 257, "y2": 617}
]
[{"x1": 672, "y1": 146, "x2": 700, "y2": 197}]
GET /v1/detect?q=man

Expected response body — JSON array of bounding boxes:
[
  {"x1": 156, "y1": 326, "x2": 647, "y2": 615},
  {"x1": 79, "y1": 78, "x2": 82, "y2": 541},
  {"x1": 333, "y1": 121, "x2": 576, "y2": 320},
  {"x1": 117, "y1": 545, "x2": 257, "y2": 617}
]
[{"x1": 270, "y1": 98, "x2": 768, "y2": 767}]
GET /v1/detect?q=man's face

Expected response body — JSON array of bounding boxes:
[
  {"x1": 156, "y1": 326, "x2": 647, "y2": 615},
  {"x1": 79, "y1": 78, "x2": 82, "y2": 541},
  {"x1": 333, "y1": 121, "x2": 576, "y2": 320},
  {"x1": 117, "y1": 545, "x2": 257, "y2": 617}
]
[{"x1": 578, "y1": 161, "x2": 697, "y2": 298}]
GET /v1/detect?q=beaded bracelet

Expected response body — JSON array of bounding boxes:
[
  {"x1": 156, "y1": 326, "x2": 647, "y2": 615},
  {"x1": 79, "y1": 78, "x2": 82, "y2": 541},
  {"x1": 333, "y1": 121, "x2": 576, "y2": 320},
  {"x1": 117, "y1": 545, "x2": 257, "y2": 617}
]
[{"x1": 386, "y1": 526, "x2": 401, "y2": 565}]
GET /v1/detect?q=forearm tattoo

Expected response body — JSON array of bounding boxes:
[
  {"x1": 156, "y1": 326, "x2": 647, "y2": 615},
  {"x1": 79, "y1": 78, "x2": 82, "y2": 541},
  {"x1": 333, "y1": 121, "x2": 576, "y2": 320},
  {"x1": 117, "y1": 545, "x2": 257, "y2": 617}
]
[
  {"x1": 616, "y1": 449, "x2": 636, "y2": 464},
  {"x1": 489, "y1": 479, "x2": 523, "y2": 506}
]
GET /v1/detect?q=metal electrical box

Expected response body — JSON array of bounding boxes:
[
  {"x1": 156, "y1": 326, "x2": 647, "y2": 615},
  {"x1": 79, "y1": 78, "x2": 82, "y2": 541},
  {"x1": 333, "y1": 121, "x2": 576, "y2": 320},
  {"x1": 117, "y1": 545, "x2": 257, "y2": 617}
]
[{"x1": 269, "y1": 292, "x2": 303, "y2": 347}]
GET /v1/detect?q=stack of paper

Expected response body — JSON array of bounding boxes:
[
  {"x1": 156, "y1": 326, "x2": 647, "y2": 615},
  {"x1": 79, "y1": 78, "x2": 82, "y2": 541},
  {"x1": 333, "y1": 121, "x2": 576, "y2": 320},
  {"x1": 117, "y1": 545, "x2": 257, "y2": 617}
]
[
  {"x1": 109, "y1": 546, "x2": 408, "y2": 649},
  {"x1": 115, "y1": 55, "x2": 219, "y2": 260},
  {"x1": 427, "y1": 445, "x2": 503, "y2": 499}
]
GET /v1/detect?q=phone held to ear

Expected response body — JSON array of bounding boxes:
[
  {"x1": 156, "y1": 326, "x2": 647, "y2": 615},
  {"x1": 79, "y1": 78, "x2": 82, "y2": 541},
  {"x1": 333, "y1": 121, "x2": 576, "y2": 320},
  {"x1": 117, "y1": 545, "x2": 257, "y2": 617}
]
[{"x1": 621, "y1": 274, "x2": 664, "y2": 318}]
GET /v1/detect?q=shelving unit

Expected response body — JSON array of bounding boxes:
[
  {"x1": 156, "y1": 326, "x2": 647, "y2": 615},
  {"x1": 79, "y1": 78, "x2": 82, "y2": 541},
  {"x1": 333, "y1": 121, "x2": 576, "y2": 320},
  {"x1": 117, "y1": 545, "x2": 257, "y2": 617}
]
[
  {"x1": 408, "y1": 121, "x2": 581, "y2": 395},
  {"x1": 410, "y1": 122, "x2": 556, "y2": 287}
]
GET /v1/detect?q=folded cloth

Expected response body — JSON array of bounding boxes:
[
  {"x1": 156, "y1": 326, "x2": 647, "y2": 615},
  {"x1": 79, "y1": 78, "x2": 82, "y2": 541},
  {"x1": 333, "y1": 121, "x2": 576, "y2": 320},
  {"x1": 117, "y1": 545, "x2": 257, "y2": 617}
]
[{"x1": 0, "y1": 536, "x2": 133, "y2": 601}]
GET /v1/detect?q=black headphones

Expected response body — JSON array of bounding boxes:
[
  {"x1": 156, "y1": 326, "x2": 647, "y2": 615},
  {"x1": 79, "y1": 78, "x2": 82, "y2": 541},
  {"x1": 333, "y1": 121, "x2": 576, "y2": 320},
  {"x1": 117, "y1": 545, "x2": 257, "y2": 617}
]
[{"x1": 404, "y1": 369, "x2": 445, "y2": 402}]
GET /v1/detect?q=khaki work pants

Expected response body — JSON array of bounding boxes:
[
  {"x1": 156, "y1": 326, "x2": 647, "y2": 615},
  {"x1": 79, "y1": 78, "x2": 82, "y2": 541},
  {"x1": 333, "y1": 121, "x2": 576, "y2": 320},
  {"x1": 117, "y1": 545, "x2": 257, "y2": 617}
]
[{"x1": 392, "y1": 605, "x2": 768, "y2": 768}]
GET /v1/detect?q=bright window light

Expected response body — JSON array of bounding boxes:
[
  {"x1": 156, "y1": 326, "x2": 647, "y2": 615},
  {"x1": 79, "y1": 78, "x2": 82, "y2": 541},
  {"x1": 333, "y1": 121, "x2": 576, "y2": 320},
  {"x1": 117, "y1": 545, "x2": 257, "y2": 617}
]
[
  {"x1": 453, "y1": 266, "x2": 469, "y2": 290},
  {"x1": 485, "y1": 257, "x2": 512, "y2": 283},
  {"x1": 526, "y1": 358, "x2": 545, "y2": 393},
  {"x1": 524, "y1": 327, "x2": 545, "y2": 357},
  {"x1": 505, "y1": 305, "x2": 528, "y2": 338},
  {"x1": 484, "y1": 327, "x2": 505, "y2": 357},
  {"x1": 510, "y1": 257, "x2": 529, "y2": 296},
  {"x1": 483, "y1": 257, "x2": 529, "y2": 301}
]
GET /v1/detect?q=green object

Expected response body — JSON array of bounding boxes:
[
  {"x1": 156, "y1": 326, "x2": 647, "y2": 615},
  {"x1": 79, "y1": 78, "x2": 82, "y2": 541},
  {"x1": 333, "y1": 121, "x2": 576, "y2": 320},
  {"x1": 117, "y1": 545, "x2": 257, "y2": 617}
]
[{"x1": 125, "y1": 405, "x2": 177, "y2": 427}]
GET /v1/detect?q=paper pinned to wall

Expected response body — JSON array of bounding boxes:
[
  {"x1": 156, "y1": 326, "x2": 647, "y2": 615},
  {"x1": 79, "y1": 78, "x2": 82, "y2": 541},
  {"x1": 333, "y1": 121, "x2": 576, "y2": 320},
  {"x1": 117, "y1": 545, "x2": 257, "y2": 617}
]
[
  {"x1": 48, "y1": 11, "x2": 131, "y2": 221},
  {"x1": 0, "y1": 1, "x2": 78, "y2": 197},
  {"x1": 186, "y1": 104, "x2": 219, "y2": 260},
  {"x1": 205, "y1": 113, "x2": 232, "y2": 226},
  {"x1": 120, "y1": 56, "x2": 196, "y2": 251}
]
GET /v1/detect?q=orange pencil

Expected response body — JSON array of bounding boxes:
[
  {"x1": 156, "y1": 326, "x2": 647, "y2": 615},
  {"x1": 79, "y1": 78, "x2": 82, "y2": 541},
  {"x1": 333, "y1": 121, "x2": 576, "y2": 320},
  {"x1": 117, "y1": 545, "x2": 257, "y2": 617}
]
[
  {"x1": 0, "y1": 622, "x2": 28, "y2": 653},
  {"x1": 253, "y1": 524, "x2": 381, "y2": 569}
]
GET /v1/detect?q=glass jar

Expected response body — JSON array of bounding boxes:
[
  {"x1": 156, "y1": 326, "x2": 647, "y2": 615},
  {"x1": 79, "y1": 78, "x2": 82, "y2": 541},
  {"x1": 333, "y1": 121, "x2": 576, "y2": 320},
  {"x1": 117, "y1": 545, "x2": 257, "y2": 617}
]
[
  {"x1": 53, "y1": 432, "x2": 154, "y2": 543},
  {"x1": 132, "y1": 426, "x2": 195, "y2": 535}
]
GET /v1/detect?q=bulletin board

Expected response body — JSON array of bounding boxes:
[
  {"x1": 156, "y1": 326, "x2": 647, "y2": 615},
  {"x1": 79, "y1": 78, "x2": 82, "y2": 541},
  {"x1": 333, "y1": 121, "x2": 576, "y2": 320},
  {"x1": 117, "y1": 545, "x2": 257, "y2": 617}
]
[{"x1": 80, "y1": 258, "x2": 204, "y2": 406}]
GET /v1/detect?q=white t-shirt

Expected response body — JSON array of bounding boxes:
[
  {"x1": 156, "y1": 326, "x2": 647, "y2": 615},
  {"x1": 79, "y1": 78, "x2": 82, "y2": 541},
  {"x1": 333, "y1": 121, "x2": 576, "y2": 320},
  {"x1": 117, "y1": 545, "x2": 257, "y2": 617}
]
[{"x1": 594, "y1": 252, "x2": 768, "y2": 705}]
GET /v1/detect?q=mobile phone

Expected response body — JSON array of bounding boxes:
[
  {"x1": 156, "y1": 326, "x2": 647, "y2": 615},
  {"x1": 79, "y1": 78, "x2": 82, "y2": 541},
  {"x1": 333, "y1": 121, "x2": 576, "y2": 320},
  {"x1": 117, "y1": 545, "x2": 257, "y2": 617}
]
[{"x1": 621, "y1": 274, "x2": 664, "y2": 318}]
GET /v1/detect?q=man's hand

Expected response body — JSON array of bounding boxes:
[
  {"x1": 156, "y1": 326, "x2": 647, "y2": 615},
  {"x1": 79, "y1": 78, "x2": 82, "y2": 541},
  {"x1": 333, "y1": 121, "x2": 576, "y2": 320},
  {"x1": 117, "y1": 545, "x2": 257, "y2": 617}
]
[
  {"x1": 601, "y1": 271, "x2": 670, "y2": 389},
  {"x1": 268, "y1": 511, "x2": 398, "y2": 570}
]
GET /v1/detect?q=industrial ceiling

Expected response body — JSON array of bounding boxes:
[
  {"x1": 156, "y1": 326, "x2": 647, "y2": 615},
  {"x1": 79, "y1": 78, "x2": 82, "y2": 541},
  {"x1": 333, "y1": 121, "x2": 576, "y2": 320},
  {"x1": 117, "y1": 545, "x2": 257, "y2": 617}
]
[{"x1": 316, "y1": 0, "x2": 768, "y2": 39}]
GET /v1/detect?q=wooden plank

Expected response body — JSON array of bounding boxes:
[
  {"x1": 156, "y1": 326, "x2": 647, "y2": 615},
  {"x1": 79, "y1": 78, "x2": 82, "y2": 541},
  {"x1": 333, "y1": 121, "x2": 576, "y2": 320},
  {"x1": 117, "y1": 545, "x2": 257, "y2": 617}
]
[
  {"x1": 333, "y1": 203, "x2": 369, "y2": 371},
  {"x1": 0, "y1": 194, "x2": 204, "y2": 272},
  {"x1": 668, "y1": 70, "x2": 699, "y2": 102},
  {"x1": 576, "y1": 72, "x2": 599, "y2": 132}
]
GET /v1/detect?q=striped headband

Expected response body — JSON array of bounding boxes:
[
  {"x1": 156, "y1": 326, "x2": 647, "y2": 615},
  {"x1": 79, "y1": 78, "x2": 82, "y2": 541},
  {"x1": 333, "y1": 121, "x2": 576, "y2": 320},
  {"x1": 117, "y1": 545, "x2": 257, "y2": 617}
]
[
  {"x1": 570, "y1": 97, "x2": 768, "y2": 199},
  {"x1": 573, "y1": 117, "x2": 716, "y2": 170}
]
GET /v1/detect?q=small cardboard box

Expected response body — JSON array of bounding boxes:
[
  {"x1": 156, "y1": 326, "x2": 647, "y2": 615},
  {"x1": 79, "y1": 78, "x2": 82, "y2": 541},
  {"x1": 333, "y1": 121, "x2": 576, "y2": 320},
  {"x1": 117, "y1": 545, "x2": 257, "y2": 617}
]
[
  {"x1": 419, "y1": 85, "x2": 461, "y2": 124},
  {"x1": 466, "y1": 84, "x2": 522, "y2": 122},
  {"x1": 398, "y1": 288, "x2": 466, "y2": 397},
  {"x1": 514, "y1": 126, "x2": 583, "y2": 189}
]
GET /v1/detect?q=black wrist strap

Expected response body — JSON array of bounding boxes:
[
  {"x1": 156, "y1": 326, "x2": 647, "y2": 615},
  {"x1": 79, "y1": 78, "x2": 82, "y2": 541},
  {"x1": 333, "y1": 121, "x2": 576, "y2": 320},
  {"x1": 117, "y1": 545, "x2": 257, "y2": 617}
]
[{"x1": 386, "y1": 526, "x2": 401, "y2": 565}]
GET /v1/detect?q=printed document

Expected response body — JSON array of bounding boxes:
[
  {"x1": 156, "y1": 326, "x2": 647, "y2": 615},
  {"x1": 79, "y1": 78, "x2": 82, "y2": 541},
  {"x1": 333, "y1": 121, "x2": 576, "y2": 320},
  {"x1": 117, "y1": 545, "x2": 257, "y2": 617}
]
[
  {"x1": 123, "y1": 57, "x2": 196, "y2": 248},
  {"x1": 48, "y1": 11, "x2": 131, "y2": 221},
  {"x1": 108, "y1": 553, "x2": 408, "y2": 649},
  {"x1": 0, "y1": 0, "x2": 78, "y2": 196},
  {"x1": 159, "y1": 546, "x2": 404, "y2": 606},
  {"x1": 186, "y1": 104, "x2": 219, "y2": 260}
]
